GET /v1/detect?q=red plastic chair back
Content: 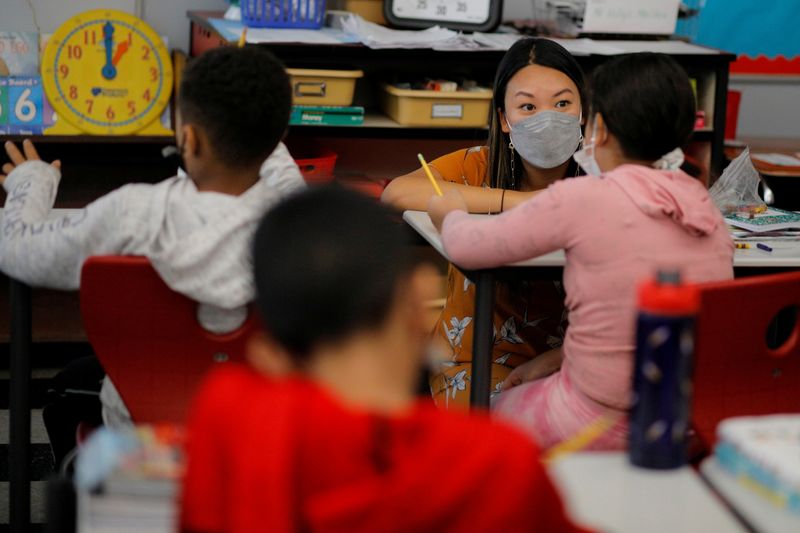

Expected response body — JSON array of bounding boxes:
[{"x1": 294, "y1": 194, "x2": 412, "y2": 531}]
[
  {"x1": 692, "y1": 271, "x2": 800, "y2": 447},
  {"x1": 80, "y1": 256, "x2": 257, "y2": 423}
]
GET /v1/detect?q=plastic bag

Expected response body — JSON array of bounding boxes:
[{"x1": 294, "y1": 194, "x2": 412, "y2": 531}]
[{"x1": 709, "y1": 147, "x2": 767, "y2": 216}]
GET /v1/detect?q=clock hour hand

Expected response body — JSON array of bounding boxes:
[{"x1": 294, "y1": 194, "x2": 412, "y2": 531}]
[
  {"x1": 101, "y1": 21, "x2": 117, "y2": 80},
  {"x1": 112, "y1": 41, "x2": 129, "y2": 67}
]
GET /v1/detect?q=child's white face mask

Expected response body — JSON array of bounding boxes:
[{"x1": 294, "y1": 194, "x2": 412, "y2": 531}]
[
  {"x1": 573, "y1": 118, "x2": 686, "y2": 177},
  {"x1": 573, "y1": 119, "x2": 602, "y2": 176}
]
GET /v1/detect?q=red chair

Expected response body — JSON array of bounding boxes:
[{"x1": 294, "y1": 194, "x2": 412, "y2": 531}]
[
  {"x1": 80, "y1": 256, "x2": 257, "y2": 423},
  {"x1": 692, "y1": 271, "x2": 800, "y2": 449}
]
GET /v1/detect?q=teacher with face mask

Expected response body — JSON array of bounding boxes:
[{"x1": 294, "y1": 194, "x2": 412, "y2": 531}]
[{"x1": 382, "y1": 38, "x2": 587, "y2": 409}]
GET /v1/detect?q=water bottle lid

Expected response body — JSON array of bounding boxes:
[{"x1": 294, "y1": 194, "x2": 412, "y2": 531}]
[{"x1": 638, "y1": 274, "x2": 699, "y2": 315}]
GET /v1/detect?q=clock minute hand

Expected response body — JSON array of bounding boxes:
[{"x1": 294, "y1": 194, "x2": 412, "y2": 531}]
[{"x1": 101, "y1": 21, "x2": 117, "y2": 80}]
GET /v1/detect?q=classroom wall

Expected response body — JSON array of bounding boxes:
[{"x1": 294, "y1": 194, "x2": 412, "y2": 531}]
[
  {"x1": 728, "y1": 77, "x2": 800, "y2": 140},
  {"x1": 0, "y1": 0, "x2": 227, "y2": 52},
  {"x1": 503, "y1": 0, "x2": 800, "y2": 140},
  {"x1": 3, "y1": 0, "x2": 527, "y2": 50},
  {"x1": 691, "y1": 0, "x2": 800, "y2": 140},
  {"x1": 138, "y1": 0, "x2": 228, "y2": 52},
  {"x1": 504, "y1": 1, "x2": 537, "y2": 20},
  {"x1": 3, "y1": 0, "x2": 796, "y2": 140}
]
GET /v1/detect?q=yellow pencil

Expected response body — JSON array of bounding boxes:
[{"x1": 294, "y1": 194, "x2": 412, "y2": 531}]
[
  {"x1": 542, "y1": 412, "x2": 622, "y2": 464},
  {"x1": 418, "y1": 153, "x2": 443, "y2": 197},
  {"x1": 238, "y1": 27, "x2": 248, "y2": 48}
]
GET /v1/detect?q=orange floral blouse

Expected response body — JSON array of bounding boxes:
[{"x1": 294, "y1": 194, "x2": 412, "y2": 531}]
[{"x1": 428, "y1": 146, "x2": 568, "y2": 409}]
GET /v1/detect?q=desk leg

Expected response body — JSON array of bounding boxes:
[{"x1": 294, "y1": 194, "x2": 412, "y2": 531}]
[
  {"x1": 469, "y1": 272, "x2": 495, "y2": 409},
  {"x1": 9, "y1": 280, "x2": 31, "y2": 532}
]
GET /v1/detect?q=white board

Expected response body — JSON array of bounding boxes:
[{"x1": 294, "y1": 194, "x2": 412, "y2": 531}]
[{"x1": 582, "y1": 0, "x2": 681, "y2": 35}]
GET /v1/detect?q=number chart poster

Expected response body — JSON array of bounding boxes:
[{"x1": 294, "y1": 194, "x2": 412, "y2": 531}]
[{"x1": 693, "y1": 0, "x2": 800, "y2": 74}]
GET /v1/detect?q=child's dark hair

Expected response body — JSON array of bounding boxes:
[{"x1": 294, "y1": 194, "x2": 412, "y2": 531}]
[
  {"x1": 178, "y1": 46, "x2": 291, "y2": 169},
  {"x1": 589, "y1": 53, "x2": 696, "y2": 162},
  {"x1": 252, "y1": 186, "x2": 416, "y2": 361}
]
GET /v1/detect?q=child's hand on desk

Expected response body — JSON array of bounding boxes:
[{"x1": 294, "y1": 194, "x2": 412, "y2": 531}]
[
  {"x1": 428, "y1": 189, "x2": 467, "y2": 232},
  {"x1": 1, "y1": 140, "x2": 61, "y2": 185}
]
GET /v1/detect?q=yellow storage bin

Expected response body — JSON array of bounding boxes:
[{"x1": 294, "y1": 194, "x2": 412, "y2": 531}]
[
  {"x1": 328, "y1": 0, "x2": 386, "y2": 24},
  {"x1": 381, "y1": 84, "x2": 493, "y2": 127},
  {"x1": 287, "y1": 68, "x2": 364, "y2": 106}
]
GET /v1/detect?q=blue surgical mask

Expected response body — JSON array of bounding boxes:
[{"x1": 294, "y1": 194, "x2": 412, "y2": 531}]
[
  {"x1": 506, "y1": 111, "x2": 582, "y2": 169},
  {"x1": 573, "y1": 120, "x2": 602, "y2": 176}
]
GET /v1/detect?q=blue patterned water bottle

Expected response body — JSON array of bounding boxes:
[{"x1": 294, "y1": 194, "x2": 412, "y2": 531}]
[{"x1": 630, "y1": 270, "x2": 699, "y2": 469}]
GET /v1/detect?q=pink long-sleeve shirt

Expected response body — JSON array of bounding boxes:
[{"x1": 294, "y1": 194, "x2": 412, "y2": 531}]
[{"x1": 441, "y1": 164, "x2": 734, "y2": 414}]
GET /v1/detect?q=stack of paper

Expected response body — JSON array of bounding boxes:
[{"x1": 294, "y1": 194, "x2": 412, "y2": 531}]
[
  {"x1": 340, "y1": 14, "x2": 459, "y2": 49},
  {"x1": 79, "y1": 488, "x2": 175, "y2": 533},
  {"x1": 76, "y1": 425, "x2": 183, "y2": 532},
  {"x1": 715, "y1": 415, "x2": 800, "y2": 514}
]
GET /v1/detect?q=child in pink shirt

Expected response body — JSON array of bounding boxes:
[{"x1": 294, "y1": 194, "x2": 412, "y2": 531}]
[{"x1": 428, "y1": 53, "x2": 734, "y2": 450}]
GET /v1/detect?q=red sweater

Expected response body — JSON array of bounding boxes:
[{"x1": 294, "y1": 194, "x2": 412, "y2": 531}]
[{"x1": 180, "y1": 364, "x2": 589, "y2": 533}]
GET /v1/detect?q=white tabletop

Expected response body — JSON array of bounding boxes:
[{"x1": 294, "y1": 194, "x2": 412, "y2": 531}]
[
  {"x1": 700, "y1": 457, "x2": 800, "y2": 533},
  {"x1": 549, "y1": 453, "x2": 746, "y2": 533},
  {"x1": 403, "y1": 210, "x2": 566, "y2": 267},
  {"x1": 403, "y1": 210, "x2": 800, "y2": 269},
  {"x1": 729, "y1": 241, "x2": 800, "y2": 268}
]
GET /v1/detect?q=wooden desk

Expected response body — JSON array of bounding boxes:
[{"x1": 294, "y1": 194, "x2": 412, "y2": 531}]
[
  {"x1": 403, "y1": 209, "x2": 800, "y2": 408},
  {"x1": 550, "y1": 453, "x2": 746, "y2": 532}
]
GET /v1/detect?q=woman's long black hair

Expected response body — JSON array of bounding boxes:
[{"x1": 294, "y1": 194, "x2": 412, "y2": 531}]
[{"x1": 487, "y1": 38, "x2": 588, "y2": 190}]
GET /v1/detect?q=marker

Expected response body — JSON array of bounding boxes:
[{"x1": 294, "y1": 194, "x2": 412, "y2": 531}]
[
  {"x1": 756, "y1": 242, "x2": 773, "y2": 252},
  {"x1": 238, "y1": 27, "x2": 248, "y2": 48},
  {"x1": 417, "y1": 153, "x2": 443, "y2": 196},
  {"x1": 734, "y1": 242, "x2": 750, "y2": 249}
]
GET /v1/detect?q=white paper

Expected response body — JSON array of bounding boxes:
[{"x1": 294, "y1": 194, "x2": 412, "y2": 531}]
[
  {"x1": 751, "y1": 153, "x2": 800, "y2": 167},
  {"x1": 471, "y1": 32, "x2": 524, "y2": 51},
  {"x1": 224, "y1": 5, "x2": 241, "y2": 21},
  {"x1": 341, "y1": 14, "x2": 458, "y2": 49},
  {"x1": 597, "y1": 40, "x2": 722, "y2": 55},
  {"x1": 549, "y1": 38, "x2": 625, "y2": 56},
  {"x1": 582, "y1": 0, "x2": 680, "y2": 35},
  {"x1": 546, "y1": 38, "x2": 718, "y2": 57},
  {"x1": 244, "y1": 27, "x2": 343, "y2": 44}
]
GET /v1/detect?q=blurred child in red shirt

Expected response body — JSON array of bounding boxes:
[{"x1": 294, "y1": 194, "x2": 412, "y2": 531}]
[{"x1": 180, "y1": 186, "x2": 590, "y2": 533}]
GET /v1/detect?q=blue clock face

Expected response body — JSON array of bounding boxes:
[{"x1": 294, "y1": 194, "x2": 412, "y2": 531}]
[{"x1": 386, "y1": 0, "x2": 502, "y2": 32}]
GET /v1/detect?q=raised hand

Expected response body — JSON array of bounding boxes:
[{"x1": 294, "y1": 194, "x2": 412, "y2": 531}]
[{"x1": 1, "y1": 139, "x2": 61, "y2": 185}]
